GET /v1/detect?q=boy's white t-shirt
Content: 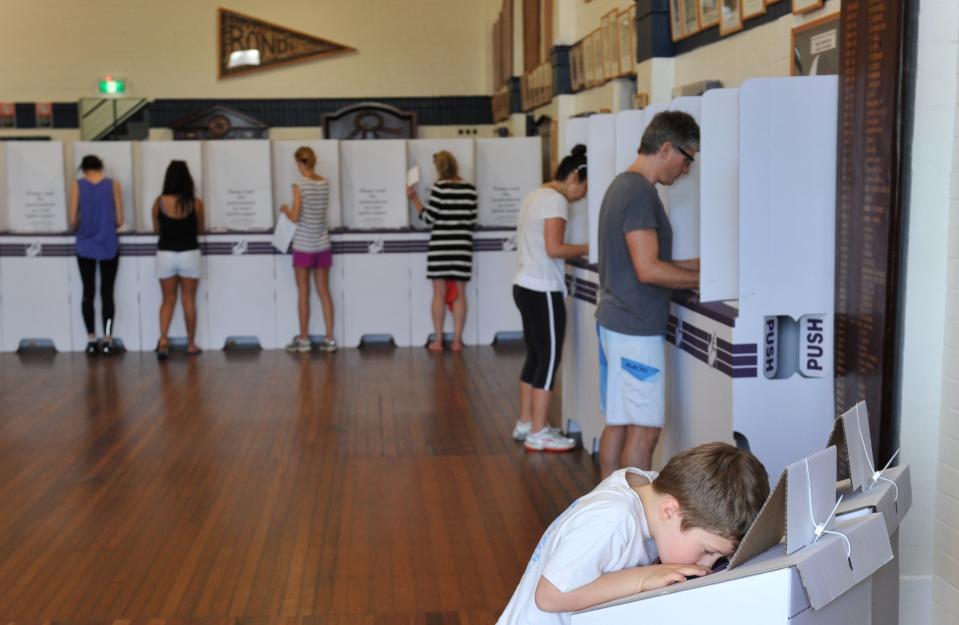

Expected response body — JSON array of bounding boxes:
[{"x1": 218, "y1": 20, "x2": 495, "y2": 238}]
[
  {"x1": 496, "y1": 468, "x2": 659, "y2": 625},
  {"x1": 513, "y1": 187, "x2": 570, "y2": 294}
]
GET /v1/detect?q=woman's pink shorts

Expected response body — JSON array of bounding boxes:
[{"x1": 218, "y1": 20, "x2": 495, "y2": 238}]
[{"x1": 292, "y1": 249, "x2": 333, "y2": 269}]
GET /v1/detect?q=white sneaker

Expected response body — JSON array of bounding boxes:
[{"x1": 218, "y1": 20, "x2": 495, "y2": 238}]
[
  {"x1": 512, "y1": 420, "x2": 533, "y2": 441},
  {"x1": 512, "y1": 421, "x2": 562, "y2": 442},
  {"x1": 286, "y1": 336, "x2": 312, "y2": 352},
  {"x1": 318, "y1": 337, "x2": 337, "y2": 352},
  {"x1": 524, "y1": 428, "x2": 576, "y2": 453}
]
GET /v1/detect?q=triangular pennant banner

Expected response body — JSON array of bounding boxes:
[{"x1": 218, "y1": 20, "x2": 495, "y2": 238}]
[{"x1": 218, "y1": 8, "x2": 356, "y2": 78}]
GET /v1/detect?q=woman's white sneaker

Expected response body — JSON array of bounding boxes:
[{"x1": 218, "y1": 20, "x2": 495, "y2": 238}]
[{"x1": 523, "y1": 428, "x2": 576, "y2": 452}]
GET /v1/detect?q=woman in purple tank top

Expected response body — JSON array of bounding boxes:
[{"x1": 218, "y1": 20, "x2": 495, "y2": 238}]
[{"x1": 68, "y1": 155, "x2": 124, "y2": 355}]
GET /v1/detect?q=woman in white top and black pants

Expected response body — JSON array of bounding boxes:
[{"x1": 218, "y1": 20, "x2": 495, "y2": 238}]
[{"x1": 512, "y1": 145, "x2": 589, "y2": 452}]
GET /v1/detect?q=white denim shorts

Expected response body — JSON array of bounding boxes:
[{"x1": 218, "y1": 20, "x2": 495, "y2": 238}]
[
  {"x1": 598, "y1": 324, "x2": 666, "y2": 427},
  {"x1": 156, "y1": 249, "x2": 202, "y2": 280}
]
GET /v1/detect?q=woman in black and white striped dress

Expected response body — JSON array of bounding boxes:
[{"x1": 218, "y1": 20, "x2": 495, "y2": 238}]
[
  {"x1": 280, "y1": 146, "x2": 336, "y2": 353},
  {"x1": 406, "y1": 151, "x2": 478, "y2": 352}
]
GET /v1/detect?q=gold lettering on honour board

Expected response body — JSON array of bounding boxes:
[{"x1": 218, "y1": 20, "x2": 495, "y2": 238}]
[{"x1": 218, "y1": 8, "x2": 356, "y2": 79}]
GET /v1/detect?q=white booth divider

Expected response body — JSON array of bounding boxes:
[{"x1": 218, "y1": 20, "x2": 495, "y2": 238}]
[
  {"x1": 72, "y1": 141, "x2": 135, "y2": 231},
  {"x1": 0, "y1": 143, "x2": 7, "y2": 232},
  {"x1": 204, "y1": 140, "x2": 273, "y2": 232},
  {"x1": 614, "y1": 109, "x2": 648, "y2": 173},
  {"x1": 699, "y1": 88, "x2": 740, "y2": 303},
  {"x1": 0, "y1": 237, "x2": 74, "y2": 351},
  {"x1": 3, "y1": 142, "x2": 67, "y2": 233},
  {"x1": 643, "y1": 103, "x2": 671, "y2": 212},
  {"x1": 586, "y1": 114, "x2": 616, "y2": 265},
  {"x1": 271, "y1": 140, "x2": 342, "y2": 229},
  {"x1": 406, "y1": 139, "x2": 475, "y2": 230},
  {"x1": 475, "y1": 137, "x2": 541, "y2": 227},
  {"x1": 563, "y1": 78, "x2": 839, "y2": 482},
  {"x1": 475, "y1": 230, "x2": 523, "y2": 344},
  {"x1": 204, "y1": 235, "x2": 278, "y2": 349},
  {"x1": 338, "y1": 231, "x2": 414, "y2": 347},
  {"x1": 0, "y1": 137, "x2": 544, "y2": 353},
  {"x1": 340, "y1": 140, "x2": 408, "y2": 230},
  {"x1": 139, "y1": 141, "x2": 203, "y2": 233},
  {"x1": 666, "y1": 97, "x2": 702, "y2": 262},
  {"x1": 730, "y1": 76, "x2": 838, "y2": 478},
  {"x1": 564, "y1": 118, "x2": 589, "y2": 246}
]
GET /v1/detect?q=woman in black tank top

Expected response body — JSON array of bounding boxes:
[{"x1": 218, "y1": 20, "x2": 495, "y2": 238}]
[{"x1": 151, "y1": 161, "x2": 205, "y2": 359}]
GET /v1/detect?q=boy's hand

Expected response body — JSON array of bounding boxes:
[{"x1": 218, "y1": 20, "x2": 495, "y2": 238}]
[{"x1": 634, "y1": 564, "x2": 710, "y2": 592}]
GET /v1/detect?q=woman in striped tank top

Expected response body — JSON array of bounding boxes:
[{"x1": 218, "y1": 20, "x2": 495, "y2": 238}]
[
  {"x1": 406, "y1": 151, "x2": 478, "y2": 352},
  {"x1": 280, "y1": 147, "x2": 336, "y2": 353}
]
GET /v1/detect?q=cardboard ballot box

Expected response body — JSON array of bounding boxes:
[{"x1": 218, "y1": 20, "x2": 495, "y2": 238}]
[
  {"x1": 830, "y1": 402, "x2": 912, "y2": 625},
  {"x1": 572, "y1": 447, "x2": 894, "y2": 625}
]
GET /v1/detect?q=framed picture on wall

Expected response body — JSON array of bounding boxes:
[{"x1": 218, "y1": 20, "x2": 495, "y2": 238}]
[
  {"x1": 790, "y1": 13, "x2": 839, "y2": 75},
  {"x1": 603, "y1": 9, "x2": 621, "y2": 79},
  {"x1": 618, "y1": 8, "x2": 634, "y2": 74},
  {"x1": 741, "y1": 0, "x2": 767, "y2": 19},
  {"x1": 583, "y1": 33, "x2": 595, "y2": 87},
  {"x1": 792, "y1": 0, "x2": 824, "y2": 14},
  {"x1": 698, "y1": 0, "x2": 720, "y2": 28},
  {"x1": 682, "y1": 0, "x2": 701, "y2": 36},
  {"x1": 719, "y1": 0, "x2": 743, "y2": 35},
  {"x1": 670, "y1": 0, "x2": 685, "y2": 41},
  {"x1": 591, "y1": 29, "x2": 605, "y2": 83}
]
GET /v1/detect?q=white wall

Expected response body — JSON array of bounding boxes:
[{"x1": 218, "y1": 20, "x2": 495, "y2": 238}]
[
  {"x1": 932, "y1": 0, "x2": 959, "y2": 621},
  {"x1": 901, "y1": 1, "x2": 959, "y2": 624}
]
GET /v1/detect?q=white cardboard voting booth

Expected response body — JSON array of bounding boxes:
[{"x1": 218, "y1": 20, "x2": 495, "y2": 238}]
[
  {"x1": 562, "y1": 77, "x2": 839, "y2": 483},
  {"x1": 2, "y1": 141, "x2": 67, "y2": 233},
  {"x1": 665, "y1": 97, "x2": 701, "y2": 262},
  {"x1": 138, "y1": 141, "x2": 203, "y2": 232},
  {"x1": 406, "y1": 139, "x2": 475, "y2": 230},
  {"x1": 405, "y1": 139, "x2": 480, "y2": 345},
  {"x1": 830, "y1": 402, "x2": 913, "y2": 625},
  {"x1": 572, "y1": 447, "x2": 895, "y2": 625},
  {"x1": 475, "y1": 137, "x2": 540, "y2": 227},
  {"x1": 585, "y1": 114, "x2": 615, "y2": 265},
  {"x1": 204, "y1": 234, "x2": 278, "y2": 349},
  {"x1": 565, "y1": 118, "x2": 590, "y2": 246},
  {"x1": 271, "y1": 140, "x2": 342, "y2": 229},
  {"x1": 0, "y1": 236, "x2": 74, "y2": 351},
  {"x1": 72, "y1": 141, "x2": 135, "y2": 232},
  {"x1": 0, "y1": 136, "x2": 540, "y2": 352},
  {"x1": 204, "y1": 140, "x2": 273, "y2": 232},
  {"x1": 340, "y1": 140, "x2": 408, "y2": 230}
]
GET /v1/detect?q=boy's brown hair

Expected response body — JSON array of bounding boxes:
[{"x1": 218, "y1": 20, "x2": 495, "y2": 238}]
[{"x1": 653, "y1": 442, "x2": 769, "y2": 543}]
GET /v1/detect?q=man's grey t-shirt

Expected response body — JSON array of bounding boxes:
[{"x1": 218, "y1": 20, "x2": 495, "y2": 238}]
[{"x1": 595, "y1": 171, "x2": 673, "y2": 336}]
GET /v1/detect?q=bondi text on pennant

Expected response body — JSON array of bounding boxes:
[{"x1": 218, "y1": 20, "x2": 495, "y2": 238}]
[{"x1": 218, "y1": 8, "x2": 356, "y2": 79}]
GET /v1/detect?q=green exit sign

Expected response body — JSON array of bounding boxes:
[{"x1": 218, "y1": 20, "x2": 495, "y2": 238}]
[{"x1": 98, "y1": 76, "x2": 125, "y2": 95}]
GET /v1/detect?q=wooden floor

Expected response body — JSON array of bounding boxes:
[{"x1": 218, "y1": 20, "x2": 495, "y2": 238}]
[{"x1": 0, "y1": 344, "x2": 599, "y2": 625}]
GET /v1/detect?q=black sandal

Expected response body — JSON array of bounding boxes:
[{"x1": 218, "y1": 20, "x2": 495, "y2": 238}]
[{"x1": 156, "y1": 340, "x2": 170, "y2": 361}]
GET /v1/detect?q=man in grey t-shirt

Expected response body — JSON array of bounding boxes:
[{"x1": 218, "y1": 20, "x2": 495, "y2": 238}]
[{"x1": 595, "y1": 111, "x2": 701, "y2": 478}]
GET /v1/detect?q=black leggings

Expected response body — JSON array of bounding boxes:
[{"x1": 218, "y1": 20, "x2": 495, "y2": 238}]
[
  {"x1": 513, "y1": 285, "x2": 566, "y2": 391},
  {"x1": 77, "y1": 255, "x2": 119, "y2": 336}
]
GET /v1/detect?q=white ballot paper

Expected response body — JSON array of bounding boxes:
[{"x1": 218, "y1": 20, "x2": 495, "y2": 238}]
[
  {"x1": 271, "y1": 212, "x2": 297, "y2": 253},
  {"x1": 407, "y1": 165, "x2": 421, "y2": 187}
]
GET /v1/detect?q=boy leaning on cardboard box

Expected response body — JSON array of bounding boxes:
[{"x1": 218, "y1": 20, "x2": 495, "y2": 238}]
[{"x1": 496, "y1": 442, "x2": 770, "y2": 625}]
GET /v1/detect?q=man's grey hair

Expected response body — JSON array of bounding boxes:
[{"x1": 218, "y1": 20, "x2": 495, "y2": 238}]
[{"x1": 638, "y1": 110, "x2": 700, "y2": 155}]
